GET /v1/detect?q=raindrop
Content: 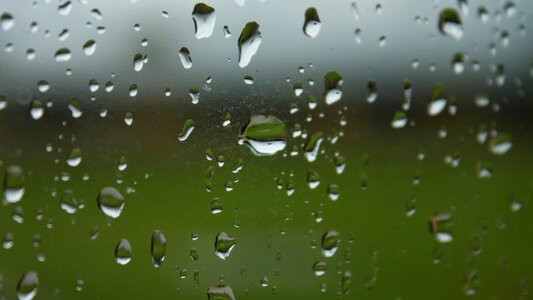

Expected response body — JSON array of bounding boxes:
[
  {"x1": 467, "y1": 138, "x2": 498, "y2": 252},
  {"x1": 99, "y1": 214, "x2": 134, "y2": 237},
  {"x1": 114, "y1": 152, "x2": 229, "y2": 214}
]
[
  {"x1": 452, "y1": 53, "x2": 464, "y2": 74},
  {"x1": 391, "y1": 111, "x2": 407, "y2": 129},
  {"x1": 58, "y1": 1, "x2": 72, "y2": 15},
  {"x1": 17, "y1": 271, "x2": 38, "y2": 300},
  {"x1": 54, "y1": 48, "x2": 71, "y2": 62},
  {"x1": 179, "y1": 47, "x2": 193, "y2": 69},
  {"x1": 97, "y1": 187, "x2": 125, "y2": 218},
  {"x1": 324, "y1": 71, "x2": 343, "y2": 105},
  {"x1": 1, "y1": 13, "x2": 15, "y2": 31},
  {"x1": 427, "y1": 84, "x2": 446, "y2": 116},
  {"x1": 178, "y1": 119, "x2": 195, "y2": 142},
  {"x1": 115, "y1": 239, "x2": 132, "y2": 265},
  {"x1": 489, "y1": 133, "x2": 512, "y2": 155},
  {"x1": 238, "y1": 21, "x2": 262, "y2": 68},
  {"x1": 151, "y1": 230, "x2": 167, "y2": 267},
  {"x1": 215, "y1": 232, "x2": 236, "y2": 260},
  {"x1": 223, "y1": 25, "x2": 231, "y2": 38},
  {"x1": 313, "y1": 261, "x2": 327, "y2": 276},
  {"x1": 321, "y1": 230, "x2": 339, "y2": 257},
  {"x1": 439, "y1": 8, "x2": 463, "y2": 39},
  {"x1": 429, "y1": 213, "x2": 454, "y2": 243},
  {"x1": 189, "y1": 87, "x2": 200, "y2": 104},
  {"x1": 67, "y1": 147, "x2": 82, "y2": 167},
  {"x1": 192, "y1": 3, "x2": 216, "y2": 39},
  {"x1": 303, "y1": 7, "x2": 321, "y2": 38},
  {"x1": 243, "y1": 75, "x2": 254, "y2": 85},
  {"x1": 82, "y1": 39, "x2": 96, "y2": 56},
  {"x1": 3, "y1": 166, "x2": 25, "y2": 204},
  {"x1": 124, "y1": 112, "x2": 133, "y2": 125},
  {"x1": 307, "y1": 169, "x2": 320, "y2": 189},
  {"x1": 30, "y1": 100, "x2": 44, "y2": 120},
  {"x1": 367, "y1": 81, "x2": 378, "y2": 103},
  {"x1": 60, "y1": 189, "x2": 78, "y2": 214},
  {"x1": 327, "y1": 184, "x2": 339, "y2": 201},
  {"x1": 133, "y1": 53, "x2": 146, "y2": 72},
  {"x1": 207, "y1": 285, "x2": 235, "y2": 300},
  {"x1": 68, "y1": 98, "x2": 83, "y2": 118},
  {"x1": 239, "y1": 115, "x2": 286, "y2": 156},
  {"x1": 304, "y1": 132, "x2": 324, "y2": 162}
]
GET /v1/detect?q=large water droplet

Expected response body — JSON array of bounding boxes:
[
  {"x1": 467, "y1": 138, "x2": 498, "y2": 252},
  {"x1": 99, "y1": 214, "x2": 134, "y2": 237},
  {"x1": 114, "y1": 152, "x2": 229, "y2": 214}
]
[
  {"x1": 303, "y1": 7, "x2": 321, "y2": 38},
  {"x1": 1, "y1": 13, "x2": 15, "y2": 31},
  {"x1": 151, "y1": 230, "x2": 167, "y2": 267},
  {"x1": 179, "y1": 47, "x2": 193, "y2": 69},
  {"x1": 192, "y1": 3, "x2": 216, "y2": 39},
  {"x1": 324, "y1": 71, "x2": 343, "y2": 105},
  {"x1": 239, "y1": 115, "x2": 286, "y2": 156},
  {"x1": 238, "y1": 21, "x2": 262, "y2": 68},
  {"x1": 321, "y1": 230, "x2": 339, "y2": 257},
  {"x1": 3, "y1": 166, "x2": 25, "y2": 204},
  {"x1": 97, "y1": 187, "x2": 125, "y2": 218},
  {"x1": 54, "y1": 48, "x2": 71, "y2": 62},
  {"x1": 17, "y1": 271, "x2": 38, "y2": 300},
  {"x1": 439, "y1": 9, "x2": 463, "y2": 39},
  {"x1": 215, "y1": 232, "x2": 236, "y2": 260},
  {"x1": 115, "y1": 238, "x2": 132, "y2": 265},
  {"x1": 207, "y1": 285, "x2": 235, "y2": 300}
]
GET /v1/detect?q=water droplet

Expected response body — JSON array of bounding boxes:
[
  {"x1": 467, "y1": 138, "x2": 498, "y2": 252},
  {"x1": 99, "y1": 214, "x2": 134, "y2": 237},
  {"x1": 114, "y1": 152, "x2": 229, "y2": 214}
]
[
  {"x1": 192, "y1": 3, "x2": 216, "y2": 39},
  {"x1": 58, "y1": 1, "x2": 72, "y2": 15},
  {"x1": 223, "y1": 25, "x2": 231, "y2": 38},
  {"x1": 124, "y1": 112, "x2": 134, "y2": 126},
  {"x1": 54, "y1": 48, "x2": 71, "y2": 62},
  {"x1": 313, "y1": 261, "x2": 327, "y2": 276},
  {"x1": 67, "y1": 147, "x2": 82, "y2": 167},
  {"x1": 452, "y1": 53, "x2": 464, "y2": 74},
  {"x1": 304, "y1": 132, "x2": 324, "y2": 162},
  {"x1": 189, "y1": 87, "x2": 200, "y2": 104},
  {"x1": 129, "y1": 84, "x2": 138, "y2": 97},
  {"x1": 133, "y1": 53, "x2": 146, "y2": 72},
  {"x1": 3, "y1": 166, "x2": 25, "y2": 203},
  {"x1": 489, "y1": 133, "x2": 512, "y2": 155},
  {"x1": 239, "y1": 115, "x2": 286, "y2": 156},
  {"x1": 324, "y1": 71, "x2": 343, "y2": 105},
  {"x1": 211, "y1": 197, "x2": 223, "y2": 214},
  {"x1": 321, "y1": 230, "x2": 339, "y2": 257},
  {"x1": 327, "y1": 184, "x2": 339, "y2": 201},
  {"x1": 178, "y1": 119, "x2": 195, "y2": 142},
  {"x1": 238, "y1": 21, "x2": 262, "y2": 68},
  {"x1": 151, "y1": 230, "x2": 167, "y2": 267},
  {"x1": 30, "y1": 100, "x2": 44, "y2": 120},
  {"x1": 179, "y1": 47, "x2": 193, "y2": 69},
  {"x1": 60, "y1": 189, "x2": 78, "y2": 214},
  {"x1": 207, "y1": 285, "x2": 235, "y2": 300},
  {"x1": 391, "y1": 111, "x2": 407, "y2": 129},
  {"x1": 215, "y1": 232, "x2": 236, "y2": 260},
  {"x1": 303, "y1": 7, "x2": 321, "y2": 38},
  {"x1": 115, "y1": 238, "x2": 132, "y2": 265},
  {"x1": 243, "y1": 75, "x2": 254, "y2": 85},
  {"x1": 82, "y1": 39, "x2": 96, "y2": 56},
  {"x1": 351, "y1": 2, "x2": 360, "y2": 20},
  {"x1": 439, "y1": 9, "x2": 463, "y2": 39},
  {"x1": 428, "y1": 84, "x2": 446, "y2": 116},
  {"x1": 293, "y1": 82, "x2": 303, "y2": 97},
  {"x1": 478, "y1": 6, "x2": 489, "y2": 23},
  {"x1": 68, "y1": 98, "x2": 83, "y2": 118},
  {"x1": 97, "y1": 187, "x2": 125, "y2": 218},
  {"x1": 3, "y1": 232, "x2": 14, "y2": 249},
  {"x1": 1, "y1": 13, "x2": 15, "y2": 31},
  {"x1": 307, "y1": 169, "x2": 320, "y2": 189},
  {"x1": 429, "y1": 213, "x2": 454, "y2": 243},
  {"x1": 17, "y1": 271, "x2": 38, "y2": 300},
  {"x1": 367, "y1": 80, "x2": 378, "y2": 103}
]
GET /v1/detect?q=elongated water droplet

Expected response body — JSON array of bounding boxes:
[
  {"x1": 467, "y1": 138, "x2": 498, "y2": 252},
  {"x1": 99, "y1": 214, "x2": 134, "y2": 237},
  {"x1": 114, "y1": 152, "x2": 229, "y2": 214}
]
[
  {"x1": 303, "y1": 7, "x2": 321, "y2": 38},
  {"x1": 3, "y1": 166, "x2": 25, "y2": 204},
  {"x1": 58, "y1": 1, "x2": 72, "y2": 15},
  {"x1": 223, "y1": 25, "x2": 231, "y2": 38},
  {"x1": 367, "y1": 80, "x2": 378, "y2": 103},
  {"x1": 239, "y1": 115, "x2": 286, "y2": 156},
  {"x1": 304, "y1": 132, "x2": 323, "y2": 162},
  {"x1": 82, "y1": 39, "x2": 96, "y2": 56},
  {"x1": 324, "y1": 71, "x2": 343, "y2": 105},
  {"x1": 428, "y1": 84, "x2": 446, "y2": 116},
  {"x1": 321, "y1": 230, "x2": 339, "y2": 257},
  {"x1": 178, "y1": 119, "x2": 195, "y2": 142},
  {"x1": 133, "y1": 53, "x2": 146, "y2": 72},
  {"x1": 207, "y1": 285, "x2": 235, "y2": 300},
  {"x1": 115, "y1": 239, "x2": 132, "y2": 265},
  {"x1": 17, "y1": 271, "x2": 38, "y2": 300},
  {"x1": 439, "y1": 8, "x2": 463, "y2": 39},
  {"x1": 151, "y1": 230, "x2": 167, "y2": 267},
  {"x1": 179, "y1": 47, "x2": 193, "y2": 69},
  {"x1": 215, "y1": 232, "x2": 236, "y2": 260},
  {"x1": 238, "y1": 21, "x2": 261, "y2": 68},
  {"x1": 192, "y1": 3, "x2": 216, "y2": 39},
  {"x1": 68, "y1": 98, "x2": 83, "y2": 118},
  {"x1": 97, "y1": 187, "x2": 125, "y2": 218}
]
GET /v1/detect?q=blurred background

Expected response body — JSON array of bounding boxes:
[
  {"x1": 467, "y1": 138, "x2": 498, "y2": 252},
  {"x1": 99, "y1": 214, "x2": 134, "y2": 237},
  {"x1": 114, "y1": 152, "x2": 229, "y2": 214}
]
[{"x1": 0, "y1": 0, "x2": 532, "y2": 299}]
